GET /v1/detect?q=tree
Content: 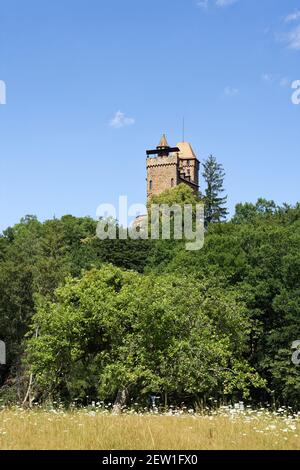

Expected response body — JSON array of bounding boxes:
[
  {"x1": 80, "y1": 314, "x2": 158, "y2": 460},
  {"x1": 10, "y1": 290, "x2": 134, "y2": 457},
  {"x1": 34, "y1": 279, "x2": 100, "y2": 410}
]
[
  {"x1": 232, "y1": 199, "x2": 278, "y2": 225},
  {"x1": 149, "y1": 183, "x2": 201, "y2": 208},
  {"x1": 145, "y1": 184, "x2": 204, "y2": 270},
  {"x1": 156, "y1": 205, "x2": 300, "y2": 405},
  {"x1": 3, "y1": 201, "x2": 300, "y2": 407},
  {"x1": 202, "y1": 155, "x2": 228, "y2": 225},
  {"x1": 25, "y1": 265, "x2": 265, "y2": 405},
  {"x1": 0, "y1": 215, "x2": 102, "y2": 402}
]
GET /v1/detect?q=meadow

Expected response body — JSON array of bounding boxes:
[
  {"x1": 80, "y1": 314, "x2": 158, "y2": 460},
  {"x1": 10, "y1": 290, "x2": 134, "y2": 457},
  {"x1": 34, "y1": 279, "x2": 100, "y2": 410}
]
[{"x1": 0, "y1": 407, "x2": 299, "y2": 450}]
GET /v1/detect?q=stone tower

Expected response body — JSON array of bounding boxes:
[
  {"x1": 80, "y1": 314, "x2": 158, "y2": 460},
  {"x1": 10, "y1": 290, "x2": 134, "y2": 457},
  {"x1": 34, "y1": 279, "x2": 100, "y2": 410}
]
[{"x1": 146, "y1": 135, "x2": 200, "y2": 200}]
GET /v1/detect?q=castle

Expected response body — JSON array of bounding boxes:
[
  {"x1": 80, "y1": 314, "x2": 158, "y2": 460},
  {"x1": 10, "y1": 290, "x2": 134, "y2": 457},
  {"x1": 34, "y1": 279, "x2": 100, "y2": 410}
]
[{"x1": 146, "y1": 135, "x2": 200, "y2": 200}]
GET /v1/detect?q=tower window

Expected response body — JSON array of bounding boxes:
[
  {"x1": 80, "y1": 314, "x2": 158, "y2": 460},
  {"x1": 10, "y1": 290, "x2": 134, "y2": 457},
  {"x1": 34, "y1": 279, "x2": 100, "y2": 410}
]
[
  {"x1": 171, "y1": 178, "x2": 174, "y2": 187},
  {"x1": 149, "y1": 180, "x2": 153, "y2": 190}
]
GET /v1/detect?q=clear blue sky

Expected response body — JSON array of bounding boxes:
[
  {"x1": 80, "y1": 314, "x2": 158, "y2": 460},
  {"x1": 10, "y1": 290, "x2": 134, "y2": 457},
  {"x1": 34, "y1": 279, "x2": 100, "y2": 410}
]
[{"x1": 0, "y1": 0, "x2": 299, "y2": 231}]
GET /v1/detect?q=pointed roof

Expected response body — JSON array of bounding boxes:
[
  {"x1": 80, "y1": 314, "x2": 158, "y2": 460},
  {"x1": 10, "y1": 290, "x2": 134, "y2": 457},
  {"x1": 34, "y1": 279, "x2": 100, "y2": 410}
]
[
  {"x1": 157, "y1": 134, "x2": 169, "y2": 148},
  {"x1": 176, "y1": 141, "x2": 198, "y2": 160}
]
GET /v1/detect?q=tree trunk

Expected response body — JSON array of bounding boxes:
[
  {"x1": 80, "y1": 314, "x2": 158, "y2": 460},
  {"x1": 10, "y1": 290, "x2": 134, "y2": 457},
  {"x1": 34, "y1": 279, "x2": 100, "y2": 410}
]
[
  {"x1": 22, "y1": 327, "x2": 39, "y2": 408},
  {"x1": 22, "y1": 372, "x2": 34, "y2": 408}
]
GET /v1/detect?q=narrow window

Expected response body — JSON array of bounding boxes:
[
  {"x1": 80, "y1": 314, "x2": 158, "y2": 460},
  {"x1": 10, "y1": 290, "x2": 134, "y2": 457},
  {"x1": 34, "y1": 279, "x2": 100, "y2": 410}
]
[
  {"x1": 171, "y1": 178, "x2": 174, "y2": 187},
  {"x1": 149, "y1": 180, "x2": 153, "y2": 190}
]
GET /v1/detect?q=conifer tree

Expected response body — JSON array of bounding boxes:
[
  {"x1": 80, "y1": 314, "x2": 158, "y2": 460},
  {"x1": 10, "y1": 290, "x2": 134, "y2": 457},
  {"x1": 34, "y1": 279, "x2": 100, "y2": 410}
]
[{"x1": 202, "y1": 155, "x2": 228, "y2": 225}]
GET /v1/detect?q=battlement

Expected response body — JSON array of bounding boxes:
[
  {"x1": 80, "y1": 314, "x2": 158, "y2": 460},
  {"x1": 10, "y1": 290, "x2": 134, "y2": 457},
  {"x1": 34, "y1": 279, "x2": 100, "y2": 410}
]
[{"x1": 146, "y1": 154, "x2": 178, "y2": 168}]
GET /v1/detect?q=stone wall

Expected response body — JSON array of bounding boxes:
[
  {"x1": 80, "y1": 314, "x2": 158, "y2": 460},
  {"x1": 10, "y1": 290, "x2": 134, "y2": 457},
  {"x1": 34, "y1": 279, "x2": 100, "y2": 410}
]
[{"x1": 146, "y1": 154, "x2": 178, "y2": 199}]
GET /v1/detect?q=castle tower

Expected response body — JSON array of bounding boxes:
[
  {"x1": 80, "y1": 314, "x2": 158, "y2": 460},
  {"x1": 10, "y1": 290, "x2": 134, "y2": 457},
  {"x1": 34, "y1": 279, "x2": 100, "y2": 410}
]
[
  {"x1": 146, "y1": 135, "x2": 200, "y2": 200},
  {"x1": 176, "y1": 141, "x2": 200, "y2": 190}
]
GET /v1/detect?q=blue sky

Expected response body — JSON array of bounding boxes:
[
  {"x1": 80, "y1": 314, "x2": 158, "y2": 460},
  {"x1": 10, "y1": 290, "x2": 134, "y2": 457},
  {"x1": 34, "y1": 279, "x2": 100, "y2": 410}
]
[{"x1": 0, "y1": 0, "x2": 299, "y2": 231}]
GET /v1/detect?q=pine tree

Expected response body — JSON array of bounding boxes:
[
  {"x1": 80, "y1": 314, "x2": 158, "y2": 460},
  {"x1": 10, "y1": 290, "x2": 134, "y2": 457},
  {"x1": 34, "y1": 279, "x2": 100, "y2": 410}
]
[{"x1": 202, "y1": 155, "x2": 228, "y2": 225}]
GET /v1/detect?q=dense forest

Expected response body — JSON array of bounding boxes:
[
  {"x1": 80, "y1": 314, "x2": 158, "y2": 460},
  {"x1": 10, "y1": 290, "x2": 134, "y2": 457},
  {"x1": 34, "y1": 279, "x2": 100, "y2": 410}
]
[{"x1": 0, "y1": 181, "x2": 300, "y2": 409}]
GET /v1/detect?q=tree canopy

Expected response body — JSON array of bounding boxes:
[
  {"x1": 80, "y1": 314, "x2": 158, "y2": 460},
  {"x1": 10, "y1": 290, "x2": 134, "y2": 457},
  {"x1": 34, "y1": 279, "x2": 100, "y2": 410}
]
[
  {"x1": 0, "y1": 193, "x2": 300, "y2": 408},
  {"x1": 26, "y1": 265, "x2": 265, "y2": 404}
]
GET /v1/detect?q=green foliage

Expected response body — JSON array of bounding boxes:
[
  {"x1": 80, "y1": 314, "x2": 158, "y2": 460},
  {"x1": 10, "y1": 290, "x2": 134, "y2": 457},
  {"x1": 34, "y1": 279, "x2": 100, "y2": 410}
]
[
  {"x1": 202, "y1": 155, "x2": 228, "y2": 224},
  {"x1": 232, "y1": 199, "x2": 278, "y2": 225},
  {"x1": 89, "y1": 228, "x2": 151, "y2": 273},
  {"x1": 149, "y1": 183, "x2": 201, "y2": 207},
  {"x1": 26, "y1": 265, "x2": 263, "y2": 403},
  {"x1": 0, "y1": 215, "x2": 151, "y2": 371},
  {"x1": 1, "y1": 198, "x2": 300, "y2": 407},
  {"x1": 145, "y1": 184, "x2": 203, "y2": 266},
  {"x1": 149, "y1": 203, "x2": 300, "y2": 404}
]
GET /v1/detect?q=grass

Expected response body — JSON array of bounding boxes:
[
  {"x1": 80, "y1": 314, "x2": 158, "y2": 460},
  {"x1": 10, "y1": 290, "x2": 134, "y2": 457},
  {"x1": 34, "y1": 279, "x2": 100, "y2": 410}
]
[{"x1": 0, "y1": 407, "x2": 300, "y2": 450}]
